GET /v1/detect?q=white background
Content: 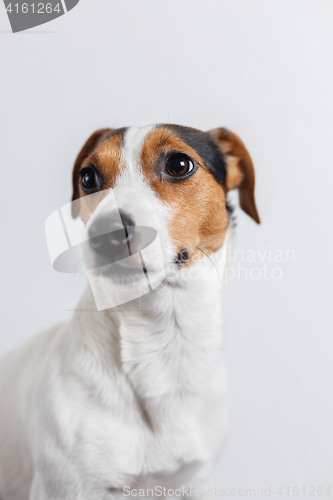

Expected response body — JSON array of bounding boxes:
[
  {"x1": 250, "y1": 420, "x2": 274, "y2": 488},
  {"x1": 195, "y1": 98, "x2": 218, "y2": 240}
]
[{"x1": 1, "y1": 0, "x2": 332, "y2": 495}]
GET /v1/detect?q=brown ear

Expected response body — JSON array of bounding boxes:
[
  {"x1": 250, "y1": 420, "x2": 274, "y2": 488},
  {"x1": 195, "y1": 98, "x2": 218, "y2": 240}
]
[
  {"x1": 208, "y1": 128, "x2": 260, "y2": 224},
  {"x1": 71, "y1": 128, "x2": 112, "y2": 218}
]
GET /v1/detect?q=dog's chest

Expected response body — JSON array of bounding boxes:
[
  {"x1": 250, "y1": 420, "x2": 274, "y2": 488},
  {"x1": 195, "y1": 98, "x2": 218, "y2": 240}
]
[
  {"x1": 74, "y1": 376, "x2": 226, "y2": 492},
  {"x1": 63, "y1": 279, "x2": 227, "y2": 493}
]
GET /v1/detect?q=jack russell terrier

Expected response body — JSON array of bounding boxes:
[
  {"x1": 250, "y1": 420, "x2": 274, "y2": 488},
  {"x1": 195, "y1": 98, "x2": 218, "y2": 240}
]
[{"x1": 0, "y1": 124, "x2": 259, "y2": 500}]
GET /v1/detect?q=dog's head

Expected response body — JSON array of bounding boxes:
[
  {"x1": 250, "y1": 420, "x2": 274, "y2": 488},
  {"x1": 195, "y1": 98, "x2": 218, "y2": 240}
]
[{"x1": 71, "y1": 125, "x2": 259, "y2": 283}]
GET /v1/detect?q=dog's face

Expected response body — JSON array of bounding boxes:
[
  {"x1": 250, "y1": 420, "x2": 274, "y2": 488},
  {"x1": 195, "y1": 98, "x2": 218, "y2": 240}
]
[{"x1": 71, "y1": 124, "x2": 259, "y2": 281}]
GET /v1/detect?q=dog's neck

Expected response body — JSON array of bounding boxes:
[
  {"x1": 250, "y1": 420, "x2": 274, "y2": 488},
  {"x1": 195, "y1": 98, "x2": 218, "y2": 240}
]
[{"x1": 73, "y1": 235, "x2": 230, "y2": 432}]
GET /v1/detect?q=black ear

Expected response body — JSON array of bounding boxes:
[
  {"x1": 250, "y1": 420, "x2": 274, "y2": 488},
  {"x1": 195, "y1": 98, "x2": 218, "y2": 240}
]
[
  {"x1": 71, "y1": 128, "x2": 112, "y2": 218},
  {"x1": 208, "y1": 128, "x2": 260, "y2": 224}
]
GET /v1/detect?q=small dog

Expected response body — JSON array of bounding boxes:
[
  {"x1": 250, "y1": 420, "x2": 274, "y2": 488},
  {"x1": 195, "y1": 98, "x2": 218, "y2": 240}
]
[{"x1": 0, "y1": 124, "x2": 259, "y2": 500}]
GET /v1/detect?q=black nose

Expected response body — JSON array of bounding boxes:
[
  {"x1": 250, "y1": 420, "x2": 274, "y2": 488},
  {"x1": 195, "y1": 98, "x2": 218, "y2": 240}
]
[{"x1": 88, "y1": 210, "x2": 135, "y2": 261}]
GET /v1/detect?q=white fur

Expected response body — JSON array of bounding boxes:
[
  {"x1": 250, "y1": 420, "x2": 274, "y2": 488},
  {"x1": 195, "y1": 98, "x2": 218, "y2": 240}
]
[{"x1": 0, "y1": 127, "x2": 231, "y2": 500}]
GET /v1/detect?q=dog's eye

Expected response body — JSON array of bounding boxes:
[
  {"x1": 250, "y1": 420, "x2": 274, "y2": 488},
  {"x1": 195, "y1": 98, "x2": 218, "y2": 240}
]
[
  {"x1": 80, "y1": 167, "x2": 99, "y2": 192},
  {"x1": 166, "y1": 155, "x2": 194, "y2": 177}
]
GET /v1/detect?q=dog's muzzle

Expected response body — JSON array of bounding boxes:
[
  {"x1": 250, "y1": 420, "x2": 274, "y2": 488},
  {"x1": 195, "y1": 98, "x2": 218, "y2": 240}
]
[{"x1": 89, "y1": 210, "x2": 136, "y2": 262}]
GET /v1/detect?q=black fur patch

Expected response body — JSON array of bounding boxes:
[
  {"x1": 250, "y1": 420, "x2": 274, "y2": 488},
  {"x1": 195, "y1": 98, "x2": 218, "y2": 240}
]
[
  {"x1": 174, "y1": 249, "x2": 189, "y2": 267},
  {"x1": 161, "y1": 124, "x2": 227, "y2": 187}
]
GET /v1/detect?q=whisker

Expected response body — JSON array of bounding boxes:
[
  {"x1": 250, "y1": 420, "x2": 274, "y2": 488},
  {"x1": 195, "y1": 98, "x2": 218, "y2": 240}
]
[
  {"x1": 158, "y1": 130, "x2": 173, "y2": 148},
  {"x1": 197, "y1": 246, "x2": 221, "y2": 289}
]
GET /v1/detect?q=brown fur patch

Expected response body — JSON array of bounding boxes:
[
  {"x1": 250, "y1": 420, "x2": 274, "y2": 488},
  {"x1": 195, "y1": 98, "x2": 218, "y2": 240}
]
[
  {"x1": 72, "y1": 129, "x2": 125, "y2": 223},
  {"x1": 140, "y1": 128, "x2": 229, "y2": 266},
  {"x1": 208, "y1": 128, "x2": 260, "y2": 224}
]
